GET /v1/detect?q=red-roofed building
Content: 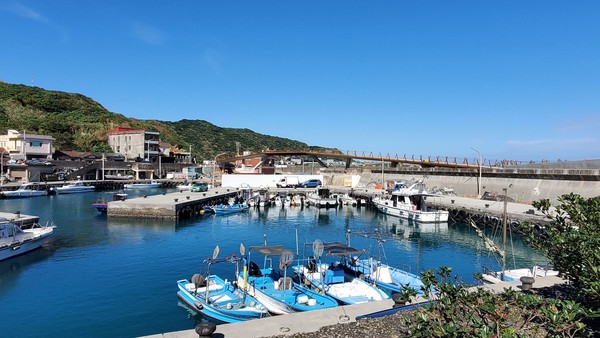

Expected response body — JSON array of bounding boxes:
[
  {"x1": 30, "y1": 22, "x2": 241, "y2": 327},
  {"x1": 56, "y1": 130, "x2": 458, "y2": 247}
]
[{"x1": 107, "y1": 128, "x2": 160, "y2": 162}]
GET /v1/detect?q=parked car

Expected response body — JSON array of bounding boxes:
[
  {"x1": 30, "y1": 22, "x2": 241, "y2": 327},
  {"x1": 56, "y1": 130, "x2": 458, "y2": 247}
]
[
  {"x1": 299, "y1": 179, "x2": 322, "y2": 188},
  {"x1": 191, "y1": 182, "x2": 209, "y2": 192}
]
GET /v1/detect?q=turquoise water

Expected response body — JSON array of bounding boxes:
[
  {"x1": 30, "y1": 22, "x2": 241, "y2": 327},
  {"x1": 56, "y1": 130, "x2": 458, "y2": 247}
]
[{"x1": 0, "y1": 190, "x2": 546, "y2": 338}]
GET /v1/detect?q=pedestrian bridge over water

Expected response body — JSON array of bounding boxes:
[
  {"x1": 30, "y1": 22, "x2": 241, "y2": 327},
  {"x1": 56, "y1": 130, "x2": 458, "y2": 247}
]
[{"x1": 221, "y1": 149, "x2": 526, "y2": 170}]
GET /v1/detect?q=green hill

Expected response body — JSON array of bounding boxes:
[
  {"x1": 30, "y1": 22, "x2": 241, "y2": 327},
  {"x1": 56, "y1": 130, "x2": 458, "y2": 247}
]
[{"x1": 0, "y1": 82, "x2": 334, "y2": 161}]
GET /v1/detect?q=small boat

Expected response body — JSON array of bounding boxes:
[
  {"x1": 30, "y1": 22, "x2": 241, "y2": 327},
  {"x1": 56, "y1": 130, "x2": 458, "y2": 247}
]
[
  {"x1": 124, "y1": 180, "x2": 161, "y2": 189},
  {"x1": 340, "y1": 193, "x2": 357, "y2": 206},
  {"x1": 1, "y1": 183, "x2": 48, "y2": 199},
  {"x1": 54, "y1": 180, "x2": 95, "y2": 194},
  {"x1": 372, "y1": 180, "x2": 449, "y2": 223},
  {"x1": 237, "y1": 244, "x2": 339, "y2": 314},
  {"x1": 481, "y1": 265, "x2": 559, "y2": 284},
  {"x1": 176, "y1": 181, "x2": 193, "y2": 191},
  {"x1": 294, "y1": 241, "x2": 389, "y2": 305},
  {"x1": 92, "y1": 193, "x2": 128, "y2": 213},
  {"x1": 0, "y1": 218, "x2": 55, "y2": 261},
  {"x1": 176, "y1": 249, "x2": 269, "y2": 323},
  {"x1": 213, "y1": 203, "x2": 249, "y2": 215},
  {"x1": 344, "y1": 231, "x2": 425, "y2": 295},
  {"x1": 306, "y1": 188, "x2": 339, "y2": 208}
]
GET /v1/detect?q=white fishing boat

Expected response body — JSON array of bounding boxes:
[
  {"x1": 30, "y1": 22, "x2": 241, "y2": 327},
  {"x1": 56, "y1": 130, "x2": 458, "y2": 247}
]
[
  {"x1": 1, "y1": 183, "x2": 48, "y2": 198},
  {"x1": 344, "y1": 231, "x2": 425, "y2": 296},
  {"x1": 124, "y1": 180, "x2": 161, "y2": 189},
  {"x1": 306, "y1": 188, "x2": 339, "y2": 208},
  {"x1": 340, "y1": 193, "x2": 357, "y2": 206},
  {"x1": 372, "y1": 180, "x2": 448, "y2": 223},
  {"x1": 294, "y1": 240, "x2": 389, "y2": 305},
  {"x1": 54, "y1": 180, "x2": 95, "y2": 194},
  {"x1": 0, "y1": 218, "x2": 55, "y2": 261},
  {"x1": 481, "y1": 265, "x2": 559, "y2": 284}
]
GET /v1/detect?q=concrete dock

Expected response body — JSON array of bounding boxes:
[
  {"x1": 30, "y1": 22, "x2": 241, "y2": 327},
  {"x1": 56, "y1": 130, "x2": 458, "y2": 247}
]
[
  {"x1": 144, "y1": 275, "x2": 566, "y2": 338},
  {"x1": 107, "y1": 188, "x2": 242, "y2": 219},
  {"x1": 0, "y1": 211, "x2": 40, "y2": 227}
]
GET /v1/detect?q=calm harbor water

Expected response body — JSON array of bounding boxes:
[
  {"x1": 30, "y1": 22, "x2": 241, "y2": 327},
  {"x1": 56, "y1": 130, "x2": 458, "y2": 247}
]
[{"x1": 0, "y1": 190, "x2": 546, "y2": 338}]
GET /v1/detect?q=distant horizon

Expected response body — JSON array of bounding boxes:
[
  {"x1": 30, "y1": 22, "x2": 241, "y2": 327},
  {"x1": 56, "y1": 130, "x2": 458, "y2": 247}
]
[{"x1": 2, "y1": 1, "x2": 599, "y2": 162}]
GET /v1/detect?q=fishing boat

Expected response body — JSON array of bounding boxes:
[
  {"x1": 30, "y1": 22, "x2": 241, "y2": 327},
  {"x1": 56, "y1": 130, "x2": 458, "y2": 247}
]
[
  {"x1": 472, "y1": 190, "x2": 560, "y2": 284},
  {"x1": 372, "y1": 180, "x2": 448, "y2": 223},
  {"x1": 237, "y1": 244, "x2": 339, "y2": 315},
  {"x1": 293, "y1": 240, "x2": 389, "y2": 305},
  {"x1": 91, "y1": 193, "x2": 128, "y2": 213},
  {"x1": 0, "y1": 218, "x2": 55, "y2": 261},
  {"x1": 1, "y1": 183, "x2": 48, "y2": 199},
  {"x1": 306, "y1": 188, "x2": 339, "y2": 208},
  {"x1": 123, "y1": 180, "x2": 161, "y2": 189},
  {"x1": 54, "y1": 179, "x2": 95, "y2": 194},
  {"x1": 212, "y1": 203, "x2": 249, "y2": 215},
  {"x1": 176, "y1": 246, "x2": 269, "y2": 323},
  {"x1": 481, "y1": 265, "x2": 559, "y2": 284},
  {"x1": 344, "y1": 231, "x2": 425, "y2": 295}
]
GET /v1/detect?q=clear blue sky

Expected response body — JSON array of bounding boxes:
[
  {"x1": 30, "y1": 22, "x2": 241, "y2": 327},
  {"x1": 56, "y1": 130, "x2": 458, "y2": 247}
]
[{"x1": 2, "y1": 1, "x2": 599, "y2": 163}]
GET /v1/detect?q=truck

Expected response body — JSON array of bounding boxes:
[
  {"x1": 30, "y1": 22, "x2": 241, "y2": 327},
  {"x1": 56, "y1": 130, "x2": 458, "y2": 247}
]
[{"x1": 276, "y1": 176, "x2": 300, "y2": 188}]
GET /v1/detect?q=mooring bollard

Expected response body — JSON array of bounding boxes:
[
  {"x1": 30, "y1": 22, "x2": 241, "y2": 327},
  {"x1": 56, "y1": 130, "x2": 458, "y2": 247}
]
[
  {"x1": 520, "y1": 276, "x2": 535, "y2": 291},
  {"x1": 195, "y1": 322, "x2": 216, "y2": 337}
]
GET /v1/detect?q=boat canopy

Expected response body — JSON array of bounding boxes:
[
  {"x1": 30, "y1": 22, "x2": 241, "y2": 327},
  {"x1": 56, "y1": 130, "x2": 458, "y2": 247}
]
[
  {"x1": 249, "y1": 245, "x2": 291, "y2": 256},
  {"x1": 322, "y1": 242, "x2": 367, "y2": 256}
]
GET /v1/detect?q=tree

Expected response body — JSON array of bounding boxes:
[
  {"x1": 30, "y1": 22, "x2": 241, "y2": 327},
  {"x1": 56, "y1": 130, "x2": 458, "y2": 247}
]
[{"x1": 523, "y1": 193, "x2": 600, "y2": 304}]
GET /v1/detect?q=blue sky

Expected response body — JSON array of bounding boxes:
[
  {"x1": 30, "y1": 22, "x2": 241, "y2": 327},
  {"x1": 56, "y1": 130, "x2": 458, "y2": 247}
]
[{"x1": 1, "y1": 1, "x2": 599, "y2": 163}]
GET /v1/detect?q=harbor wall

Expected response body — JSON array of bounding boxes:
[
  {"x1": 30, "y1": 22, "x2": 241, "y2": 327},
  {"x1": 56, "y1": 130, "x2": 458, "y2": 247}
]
[{"x1": 356, "y1": 172, "x2": 600, "y2": 204}]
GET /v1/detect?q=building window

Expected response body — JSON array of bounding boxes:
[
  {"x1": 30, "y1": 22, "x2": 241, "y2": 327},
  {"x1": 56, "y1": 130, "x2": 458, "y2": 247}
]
[{"x1": 30, "y1": 141, "x2": 42, "y2": 147}]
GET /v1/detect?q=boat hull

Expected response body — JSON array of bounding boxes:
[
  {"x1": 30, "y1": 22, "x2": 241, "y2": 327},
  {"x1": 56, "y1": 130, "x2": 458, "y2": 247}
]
[
  {"x1": 1, "y1": 191, "x2": 48, "y2": 198},
  {"x1": 123, "y1": 183, "x2": 160, "y2": 189},
  {"x1": 0, "y1": 226, "x2": 54, "y2": 261},
  {"x1": 373, "y1": 199, "x2": 449, "y2": 223},
  {"x1": 345, "y1": 259, "x2": 425, "y2": 295},
  {"x1": 176, "y1": 278, "x2": 268, "y2": 323},
  {"x1": 294, "y1": 265, "x2": 388, "y2": 305}
]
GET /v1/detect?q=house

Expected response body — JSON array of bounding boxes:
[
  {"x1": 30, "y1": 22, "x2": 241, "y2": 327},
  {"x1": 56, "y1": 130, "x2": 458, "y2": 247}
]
[
  {"x1": 107, "y1": 128, "x2": 160, "y2": 162},
  {"x1": 0, "y1": 129, "x2": 54, "y2": 160}
]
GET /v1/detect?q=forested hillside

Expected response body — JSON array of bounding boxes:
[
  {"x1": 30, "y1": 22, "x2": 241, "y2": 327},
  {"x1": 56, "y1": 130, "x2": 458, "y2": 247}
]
[{"x1": 0, "y1": 82, "x2": 333, "y2": 161}]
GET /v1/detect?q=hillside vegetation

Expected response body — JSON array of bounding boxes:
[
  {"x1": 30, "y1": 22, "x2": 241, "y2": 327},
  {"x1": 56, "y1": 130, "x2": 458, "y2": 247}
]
[{"x1": 0, "y1": 82, "x2": 333, "y2": 161}]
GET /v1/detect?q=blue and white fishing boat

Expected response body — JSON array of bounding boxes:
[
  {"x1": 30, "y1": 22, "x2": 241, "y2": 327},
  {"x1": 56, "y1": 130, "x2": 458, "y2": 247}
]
[
  {"x1": 213, "y1": 203, "x2": 249, "y2": 215},
  {"x1": 176, "y1": 247, "x2": 269, "y2": 323},
  {"x1": 343, "y1": 231, "x2": 425, "y2": 296},
  {"x1": 237, "y1": 244, "x2": 339, "y2": 315},
  {"x1": 293, "y1": 241, "x2": 389, "y2": 305}
]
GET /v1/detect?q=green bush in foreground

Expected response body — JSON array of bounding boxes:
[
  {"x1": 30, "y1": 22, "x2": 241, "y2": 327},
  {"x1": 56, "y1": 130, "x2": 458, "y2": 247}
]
[{"x1": 396, "y1": 267, "x2": 596, "y2": 337}]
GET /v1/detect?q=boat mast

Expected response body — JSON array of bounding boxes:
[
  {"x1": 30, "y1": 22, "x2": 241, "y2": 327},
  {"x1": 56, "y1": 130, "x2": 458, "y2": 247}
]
[{"x1": 501, "y1": 187, "x2": 508, "y2": 281}]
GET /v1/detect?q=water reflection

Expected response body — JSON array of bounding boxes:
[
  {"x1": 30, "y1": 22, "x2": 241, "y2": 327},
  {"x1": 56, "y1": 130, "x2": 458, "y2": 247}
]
[{"x1": 0, "y1": 193, "x2": 550, "y2": 337}]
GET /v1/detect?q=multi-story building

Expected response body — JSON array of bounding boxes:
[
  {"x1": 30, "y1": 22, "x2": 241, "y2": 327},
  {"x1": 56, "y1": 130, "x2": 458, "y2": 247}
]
[
  {"x1": 0, "y1": 129, "x2": 54, "y2": 160},
  {"x1": 107, "y1": 128, "x2": 160, "y2": 162}
]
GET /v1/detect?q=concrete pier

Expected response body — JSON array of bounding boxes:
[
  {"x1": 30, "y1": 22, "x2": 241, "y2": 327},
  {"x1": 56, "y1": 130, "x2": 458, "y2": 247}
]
[
  {"x1": 107, "y1": 188, "x2": 242, "y2": 219},
  {"x1": 0, "y1": 211, "x2": 40, "y2": 227}
]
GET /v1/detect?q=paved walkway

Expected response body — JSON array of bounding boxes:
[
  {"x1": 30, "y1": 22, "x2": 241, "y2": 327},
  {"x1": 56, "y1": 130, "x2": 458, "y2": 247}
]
[{"x1": 145, "y1": 275, "x2": 566, "y2": 338}]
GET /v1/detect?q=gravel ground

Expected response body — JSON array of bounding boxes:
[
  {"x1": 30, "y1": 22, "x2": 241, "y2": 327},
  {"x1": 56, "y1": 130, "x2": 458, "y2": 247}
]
[{"x1": 266, "y1": 309, "x2": 413, "y2": 338}]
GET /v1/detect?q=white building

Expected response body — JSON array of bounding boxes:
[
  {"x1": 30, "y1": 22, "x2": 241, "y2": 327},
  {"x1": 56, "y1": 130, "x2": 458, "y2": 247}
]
[
  {"x1": 0, "y1": 129, "x2": 54, "y2": 160},
  {"x1": 107, "y1": 128, "x2": 160, "y2": 162}
]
